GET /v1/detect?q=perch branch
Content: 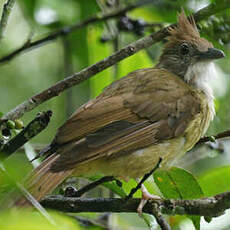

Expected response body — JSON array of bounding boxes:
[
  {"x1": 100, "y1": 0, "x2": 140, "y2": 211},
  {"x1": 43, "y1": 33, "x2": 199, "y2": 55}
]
[
  {"x1": 41, "y1": 190, "x2": 230, "y2": 218},
  {"x1": 198, "y1": 129, "x2": 230, "y2": 144},
  {"x1": 2, "y1": 2, "x2": 229, "y2": 121},
  {"x1": 0, "y1": 111, "x2": 52, "y2": 159}
]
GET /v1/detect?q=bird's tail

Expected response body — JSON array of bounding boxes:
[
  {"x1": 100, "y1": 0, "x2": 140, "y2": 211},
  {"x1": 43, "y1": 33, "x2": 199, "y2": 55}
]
[{"x1": 15, "y1": 153, "x2": 74, "y2": 206}]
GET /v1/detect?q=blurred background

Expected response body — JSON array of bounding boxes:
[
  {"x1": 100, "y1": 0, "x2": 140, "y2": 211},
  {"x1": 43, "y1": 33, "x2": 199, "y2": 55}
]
[{"x1": 0, "y1": 0, "x2": 230, "y2": 229}]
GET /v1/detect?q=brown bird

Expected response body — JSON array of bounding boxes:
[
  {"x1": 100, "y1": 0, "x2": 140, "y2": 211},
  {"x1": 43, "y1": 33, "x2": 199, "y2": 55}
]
[{"x1": 15, "y1": 11, "x2": 224, "y2": 211}]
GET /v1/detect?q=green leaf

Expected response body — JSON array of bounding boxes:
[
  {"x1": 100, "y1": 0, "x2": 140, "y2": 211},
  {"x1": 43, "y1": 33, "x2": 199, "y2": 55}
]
[
  {"x1": 192, "y1": 217, "x2": 201, "y2": 230},
  {"x1": 88, "y1": 27, "x2": 113, "y2": 98},
  {"x1": 0, "y1": 209, "x2": 82, "y2": 230},
  {"x1": 103, "y1": 180, "x2": 127, "y2": 198},
  {"x1": 142, "y1": 213, "x2": 157, "y2": 230},
  {"x1": 89, "y1": 175, "x2": 126, "y2": 198},
  {"x1": 117, "y1": 50, "x2": 153, "y2": 79},
  {"x1": 198, "y1": 166, "x2": 230, "y2": 197},
  {"x1": 154, "y1": 167, "x2": 204, "y2": 230},
  {"x1": 154, "y1": 167, "x2": 203, "y2": 199}
]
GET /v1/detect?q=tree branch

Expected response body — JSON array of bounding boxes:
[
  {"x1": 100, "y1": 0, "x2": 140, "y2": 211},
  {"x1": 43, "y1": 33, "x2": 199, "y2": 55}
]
[
  {"x1": 197, "y1": 129, "x2": 230, "y2": 144},
  {"x1": 152, "y1": 205, "x2": 172, "y2": 230},
  {"x1": 2, "y1": 2, "x2": 229, "y2": 121},
  {"x1": 0, "y1": 0, "x2": 152, "y2": 64},
  {"x1": 64, "y1": 176, "x2": 117, "y2": 198},
  {"x1": 41, "y1": 190, "x2": 230, "y2": 218},
  {"x1": 0, "y1": 110, "x2": 52, "y2": 159},
  {"x1": 0, "y1": 0, "x2": 16, "y2": 41}
]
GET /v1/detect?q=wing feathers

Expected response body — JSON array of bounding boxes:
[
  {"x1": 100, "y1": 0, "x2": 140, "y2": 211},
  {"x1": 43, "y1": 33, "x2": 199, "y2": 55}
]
[
  {"x1": 50, "y1": 68, "x2": 201, "y2": 172},
  {"x1": 55, "y1": 96, "x2": 141, "y2": 144},
  {"x1": 51, "y1": 121, "x2": 160, "y2": 172}
]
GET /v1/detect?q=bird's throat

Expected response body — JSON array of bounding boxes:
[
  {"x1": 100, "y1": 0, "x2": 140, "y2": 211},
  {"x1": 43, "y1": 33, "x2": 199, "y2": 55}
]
[{"x1": 184, "y1": 61, "x2": 216, "y2": 120}]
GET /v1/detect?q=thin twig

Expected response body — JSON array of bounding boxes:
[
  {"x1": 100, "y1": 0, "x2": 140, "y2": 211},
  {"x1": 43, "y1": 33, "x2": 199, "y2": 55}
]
[
  {"x1": 41, "y1": 190, "x2": 230, "y2": 218},
  {"x1": 0, "y1": 110, "x2": 52, "y2": 159},
  {"x1": 151, "y1": 203, "x2": 172, "y2": 230},
  {"x1": 0, "y1": 0, "x2": 152, "y2": 63},
  {"x1": 156, "y1": 215, "x2": 171, "y2": 230},
  {"x1": 2, "y1": 2, "x2": 229, "y2": 121},
  {"x1": 69, "y1": 214, "x2": 108, "y2": 229},
  {"x1": 0, "y1": 0, "x2": 16, "y2": 41},
  {"x1": 64, "y1": 176, "x2": 118, "y2": 198},
  {"x1": 126, "y1": 157, "x2": 162, "y2": 199},
  {"x1": 198, "y1": 129, "x2": 230, "y2": 144}
]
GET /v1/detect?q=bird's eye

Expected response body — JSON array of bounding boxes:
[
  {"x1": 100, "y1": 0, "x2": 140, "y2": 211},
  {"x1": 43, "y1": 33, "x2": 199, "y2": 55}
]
[{"x1": 180, "y1": 43, "x2": 190, "y2": 55}]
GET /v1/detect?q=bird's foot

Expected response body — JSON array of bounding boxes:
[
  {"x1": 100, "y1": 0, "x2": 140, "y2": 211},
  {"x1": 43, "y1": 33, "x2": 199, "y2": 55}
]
[{"x1": 137, "y1": 184, "x2": 161, "y2": 215}]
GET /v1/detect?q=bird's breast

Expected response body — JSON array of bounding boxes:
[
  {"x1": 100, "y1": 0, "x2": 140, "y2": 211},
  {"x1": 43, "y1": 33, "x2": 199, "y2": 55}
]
[{"x1": 183, "y1": 91, "x2": 214, "y2": 152}]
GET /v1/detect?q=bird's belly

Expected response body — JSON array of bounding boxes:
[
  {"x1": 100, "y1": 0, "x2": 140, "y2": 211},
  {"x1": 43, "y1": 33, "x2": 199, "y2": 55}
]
[
  {"x1": 105, "y1": 136, "x2": 186, "y2": 180},
  {"x1": 73, "y1": 136, "x2": 186, "y2": 180}
]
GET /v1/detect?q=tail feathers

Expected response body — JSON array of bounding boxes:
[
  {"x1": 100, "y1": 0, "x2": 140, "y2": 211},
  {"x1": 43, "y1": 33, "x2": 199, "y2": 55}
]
[{"x1": 15, "y1": 154, "x2": 74, "y2": 206}]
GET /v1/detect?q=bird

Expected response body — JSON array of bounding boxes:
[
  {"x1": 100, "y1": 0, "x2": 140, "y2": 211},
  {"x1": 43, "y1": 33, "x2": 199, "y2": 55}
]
[{"x1": 14, "y1": 11, "x2": 224, "y2": 211}]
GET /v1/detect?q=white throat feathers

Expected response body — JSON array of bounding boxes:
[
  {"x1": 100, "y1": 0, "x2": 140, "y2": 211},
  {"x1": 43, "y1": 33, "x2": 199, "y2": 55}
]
[{"x1": 184, "y1": 61, "x2": 216, "y2": 120}]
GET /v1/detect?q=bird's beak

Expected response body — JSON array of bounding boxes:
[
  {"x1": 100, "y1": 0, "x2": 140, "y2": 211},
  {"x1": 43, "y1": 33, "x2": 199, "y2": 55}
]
[{"x1": 197, "y1": 48, "x2": 225, "y2": 60}]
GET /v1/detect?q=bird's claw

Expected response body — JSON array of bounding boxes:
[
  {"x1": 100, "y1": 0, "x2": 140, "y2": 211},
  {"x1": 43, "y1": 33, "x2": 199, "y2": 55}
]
[{"x1": 137, "y1": 185, "x2": 161, "y2": 215}]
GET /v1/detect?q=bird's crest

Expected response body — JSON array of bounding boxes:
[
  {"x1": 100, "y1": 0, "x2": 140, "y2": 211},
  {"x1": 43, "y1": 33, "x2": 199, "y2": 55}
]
[
  {"x1": 166, "y1": 10, "x2": 212, "y2": 50},
  {"x1": 168, "y1": 10, "x2": 200, "y2": 41}
]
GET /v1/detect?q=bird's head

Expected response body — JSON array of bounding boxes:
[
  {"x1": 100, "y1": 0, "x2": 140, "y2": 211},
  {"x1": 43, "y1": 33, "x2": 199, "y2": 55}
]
[{"x1": 157, "y1": 11, "x2": 225, "y2": 85}]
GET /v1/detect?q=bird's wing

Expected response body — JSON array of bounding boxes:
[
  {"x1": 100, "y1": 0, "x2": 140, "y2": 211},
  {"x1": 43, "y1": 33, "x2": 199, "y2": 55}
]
[
  {"x1": 51, "y1": 68, "x2": 201, "y2": 172},
  {"x1": 55, "y1": 68, "x2": 151, "y2": 144}
]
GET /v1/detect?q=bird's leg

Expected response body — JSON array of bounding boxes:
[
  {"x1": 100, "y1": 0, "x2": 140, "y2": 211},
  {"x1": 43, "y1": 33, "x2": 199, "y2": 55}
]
[
  {"x1": 125, "y1": 158, "x2": 162, "y2": 214},
  {"x1": 137, "y1": 184, "x2": 161, "y2": 215}
]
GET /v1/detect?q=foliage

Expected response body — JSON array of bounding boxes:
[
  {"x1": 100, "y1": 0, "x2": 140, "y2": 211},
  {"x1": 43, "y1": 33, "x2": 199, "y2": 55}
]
[
  {"x1": 154, "y1": 167, "x2": 203, "y2": 230},
  {"x1": 0, "y1": 209, "x2": 83, "y2": 230}
]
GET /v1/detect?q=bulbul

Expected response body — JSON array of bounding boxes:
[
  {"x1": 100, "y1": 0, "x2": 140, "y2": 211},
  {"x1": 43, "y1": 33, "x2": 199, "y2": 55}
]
[{"x1": 16, "y1": 12, "x2": 224, "y2": 209}]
